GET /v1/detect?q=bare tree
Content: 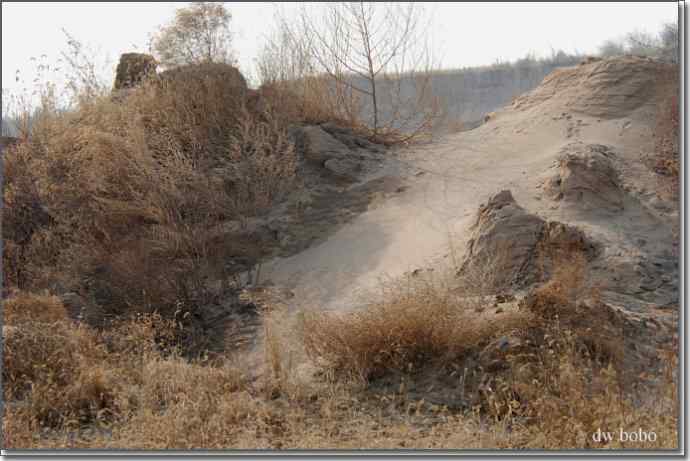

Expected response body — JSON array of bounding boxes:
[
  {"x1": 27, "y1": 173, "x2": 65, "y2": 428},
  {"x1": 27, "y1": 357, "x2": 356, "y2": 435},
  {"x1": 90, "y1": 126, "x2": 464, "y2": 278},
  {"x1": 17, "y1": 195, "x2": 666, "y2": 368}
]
[
  {"x1": 151, "y1": 2, "x2": 235, "y2": 68},
  {"x1": 659, "y1": 22, "x2": 679, "y2": 63},
  {"x1": 271, "y1": 2, "x2": 439, "y2": 140},
  {"x1": 597, "y1": 22, "x2": 678, "y2": 63},
  {"x1": 624, "y1": 29, "x2": 659, "y2": 57},
  {"x1": 256, "y1": 9, "x2": 315, "y2": 86},
  {"x1": 60, "y1": 29, "x2": 110, "y2": 102},
  {"x1": 255, "y1": 7, "x2": 356, "y2": 125}
]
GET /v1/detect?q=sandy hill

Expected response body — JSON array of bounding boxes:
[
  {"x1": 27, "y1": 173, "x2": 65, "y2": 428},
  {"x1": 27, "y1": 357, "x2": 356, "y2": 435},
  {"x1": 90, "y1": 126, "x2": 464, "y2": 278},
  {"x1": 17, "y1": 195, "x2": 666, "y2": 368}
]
[{"x1": 262, "y1": 56, "x2": 678, "y2": 317}]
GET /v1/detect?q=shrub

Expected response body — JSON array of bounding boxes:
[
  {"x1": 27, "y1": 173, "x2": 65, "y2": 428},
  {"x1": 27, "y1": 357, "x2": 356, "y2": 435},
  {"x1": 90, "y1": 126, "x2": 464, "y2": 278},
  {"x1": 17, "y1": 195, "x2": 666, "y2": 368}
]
[
  {"x1": 2, "y1": 287, "x2": 677, "y2": 449},
  {"x1": 2, "y1": 315, "x2": 118, "y2": 432},
  {"x1": 3, "y1": 320, "x2": 89, "y2": 401},
  {"x1": 144, "y1": 63, "x2": 248, "y2": 161},
  {"x1": 298, "y1": 244, "x2": 678, "y2": 448},
  {"x1": 301, "y1": 274, "x2": 531, "y2": 381},
  {"x1": 1, "y1": 310, "x2": 259, "y2": 449},
  {"x1": 484, "y1": 331, "x2": 678, "y2": 449},
  {"x1": 2, "y1": 142, "x2": 57, "y2": 290},
  {"x1": 2, "y1": 63, "x2": 296, "y2": 355}
]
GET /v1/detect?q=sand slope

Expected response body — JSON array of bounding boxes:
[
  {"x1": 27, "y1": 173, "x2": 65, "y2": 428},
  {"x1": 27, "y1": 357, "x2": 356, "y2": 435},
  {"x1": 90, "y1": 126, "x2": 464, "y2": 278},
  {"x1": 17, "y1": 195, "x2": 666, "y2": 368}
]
[{"x1": 262, "y1": 56, "x2": 678, "y2": 313}]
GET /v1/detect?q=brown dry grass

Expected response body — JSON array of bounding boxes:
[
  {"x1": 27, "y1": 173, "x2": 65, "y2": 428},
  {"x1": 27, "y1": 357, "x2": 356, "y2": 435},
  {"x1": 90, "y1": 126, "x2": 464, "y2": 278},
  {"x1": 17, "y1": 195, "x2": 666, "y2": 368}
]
[
  {"x1": 3, "y1": 292, "x2": 68, "y2": 326},
  {"x1": 2, "y1": 63, "x2": 297, "y2": 347},
  {"x1": 653, "y1": 66, "x2": 679, "y2": 199},
  {"x1": 294, "y1": 248, "x2": 678, "y2": 450},
  {"x1": 3, "y1": 305, "x2": 114, "y2": 432},
  {"x1": 301, "y1": 273, "x2": 530, "y2": 381},
  {"x1": 3, "y1": 159, "x2": 677, "y2": 450},
  {"x1": 2, "y1": 265, "x2": 678, "y2": 450}
]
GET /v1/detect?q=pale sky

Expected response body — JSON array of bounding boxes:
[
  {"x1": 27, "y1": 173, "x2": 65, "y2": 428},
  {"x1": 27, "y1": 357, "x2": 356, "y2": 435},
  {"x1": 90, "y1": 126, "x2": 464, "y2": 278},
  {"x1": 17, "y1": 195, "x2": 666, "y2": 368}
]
[{"x1": 1, "y1": 2, "x2": 678, "y2": 94}]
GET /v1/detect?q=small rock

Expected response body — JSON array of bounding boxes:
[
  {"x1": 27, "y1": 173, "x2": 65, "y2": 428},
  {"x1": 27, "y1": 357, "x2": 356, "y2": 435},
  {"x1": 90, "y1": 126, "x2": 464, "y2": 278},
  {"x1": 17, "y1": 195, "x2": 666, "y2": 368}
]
[
  {"x1": 294, "y1": 125, "x2": 352, "y2": 164},
  {"x1": 323, "y1": 158, "x2": 361, "y2": 181}
]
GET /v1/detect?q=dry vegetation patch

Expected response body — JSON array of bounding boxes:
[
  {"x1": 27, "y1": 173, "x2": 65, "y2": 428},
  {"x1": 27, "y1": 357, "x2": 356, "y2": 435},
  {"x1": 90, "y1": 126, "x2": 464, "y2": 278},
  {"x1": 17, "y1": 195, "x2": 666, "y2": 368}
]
[
  {"x1": 652, "y1": 67, "x2": 680, "y2": 199},
  {"x1": 301, "y1": 275, "x2": 529, "y2": 381},
  {"x1": 2, "y1": 62, "x2": 298, "y2": 354},
  {"x1": 3, "y1": 292, "x2": 68, "y2": 325},
  {"x1": 294, "y1": 244, "x2": 678, "y2": 449},
  {"x1": 2, "y1": 259, "x2": 678, "y2": 449}
]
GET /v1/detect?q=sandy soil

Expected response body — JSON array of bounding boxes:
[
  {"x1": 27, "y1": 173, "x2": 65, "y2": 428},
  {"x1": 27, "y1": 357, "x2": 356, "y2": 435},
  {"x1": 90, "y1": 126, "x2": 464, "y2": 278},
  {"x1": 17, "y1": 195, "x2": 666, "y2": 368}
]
[{"x1": 261, "y1": 56, "x2": 678, "y2": 314}]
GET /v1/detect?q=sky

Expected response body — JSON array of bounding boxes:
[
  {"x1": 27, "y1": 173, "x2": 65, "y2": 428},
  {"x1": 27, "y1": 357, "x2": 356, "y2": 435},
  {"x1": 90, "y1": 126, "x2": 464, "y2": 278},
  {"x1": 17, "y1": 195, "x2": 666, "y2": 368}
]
[{"x1": 1, "y1": 2, "x2": 678, "y2": 95}]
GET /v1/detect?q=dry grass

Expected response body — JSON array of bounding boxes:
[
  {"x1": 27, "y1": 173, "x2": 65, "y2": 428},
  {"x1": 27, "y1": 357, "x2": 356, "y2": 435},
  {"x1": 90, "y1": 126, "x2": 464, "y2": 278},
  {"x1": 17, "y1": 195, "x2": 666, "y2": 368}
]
[
  {"x1": 653, "y1": 66, "x2": 679, "y2": 199},
  {"x1": 258, "y1": 70, "x2": 436, "y2": 146},
  {"x1": 2, "y1": 63, "x2": 297, "y2": 348},
  {"x1": 3, "y1": 310, "x2": 115, "y2": 432},
  {"x1": 2, "y1": 280, "x2": 678, "y2": 449},
  {"x1": 301, "y1": 273, "x2": 528, "y2": 381},
  {"x1": 3, "y1": 292, "x2": 68, "y2": 326},
  {"x1": 294, "y1": 249, "x2": 678, "y2": 450},
  {"x1": 259, "y1": 75, "x2": 398, "y2": 148},
  {"x1": 504, "y1": 345, "x2": 677, "y2": 449}
]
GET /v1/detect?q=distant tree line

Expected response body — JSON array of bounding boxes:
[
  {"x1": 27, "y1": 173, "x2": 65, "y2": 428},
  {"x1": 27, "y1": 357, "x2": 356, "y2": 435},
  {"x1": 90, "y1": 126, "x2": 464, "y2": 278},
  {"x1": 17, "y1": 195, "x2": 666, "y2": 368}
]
[
  {"x1": 418, "y1": 50, "x2": 584, "y2": 128},
  {"x1": 598, "y1": 22, "x2": 678, "y2": 63}
]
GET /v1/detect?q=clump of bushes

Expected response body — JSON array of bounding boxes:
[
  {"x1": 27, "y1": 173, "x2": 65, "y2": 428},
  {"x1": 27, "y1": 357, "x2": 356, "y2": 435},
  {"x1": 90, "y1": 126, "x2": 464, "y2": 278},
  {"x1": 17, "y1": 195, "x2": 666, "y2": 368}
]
[
  {"x1": 3, "y1": 294, "x2": 114, "y2": 429},
  {"x1": 301, "y1": 275, "x2": 530, "y2": 381},
  {"x1": 2, "y1": 293, "x2": 251, "y2": 448},
  {"x1": 298, "y1": 247, "x2": 678, "y2": 449},
  {"x1": 2, "y1": 62, "x2": 297, "y2": 352}
]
